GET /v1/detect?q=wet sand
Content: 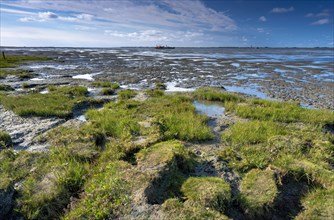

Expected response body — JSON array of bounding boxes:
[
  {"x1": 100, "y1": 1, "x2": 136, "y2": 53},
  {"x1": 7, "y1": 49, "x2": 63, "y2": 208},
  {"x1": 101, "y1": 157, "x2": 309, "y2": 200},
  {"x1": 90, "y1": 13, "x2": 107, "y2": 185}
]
[{"x1": 1, "y1": 47, "x2": 333, "y2": 109}]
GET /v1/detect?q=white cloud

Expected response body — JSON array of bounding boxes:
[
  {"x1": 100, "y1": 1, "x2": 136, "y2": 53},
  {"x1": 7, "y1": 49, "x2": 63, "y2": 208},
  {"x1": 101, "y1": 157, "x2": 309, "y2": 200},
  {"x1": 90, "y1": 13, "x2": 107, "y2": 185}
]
[
  {"x1": 19, "y1": 11, "x2": 58, "y2": 22},
  {"x1": 19, "y1": 12, "x2": 94, "y2": 23},
  {"x1": 7, "y1": 0, "x2": 236, "y2": 32},
  {"x1": 259, "y1": 16, "x2": 266, "y2": 22},
  {"x1": 257, "y1": 28, "x2": 264, "y2": 33},
  {"x1": 0, "y1": 8, "x2": 35, "y2": 15},
  {"x1": 104, "y1": 29, "x2": 204, "y2": 43},
  {"x1": 305, "y1": 9, "x2": 330, "y2": 18},
  {"x1": 271, "y1": 6, "x2": 294, "y2": 13},
  {"x1": 311, "y1": 18, "x2": 329, "y2": 25}
]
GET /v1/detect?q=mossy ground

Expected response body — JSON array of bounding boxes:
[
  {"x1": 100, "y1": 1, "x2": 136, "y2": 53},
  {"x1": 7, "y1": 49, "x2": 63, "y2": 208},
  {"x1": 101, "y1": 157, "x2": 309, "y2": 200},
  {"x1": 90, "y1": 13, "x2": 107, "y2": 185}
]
[
  {"x1": 0, "y1": 86, "x2": 333, "y2": 219},
  {"x1": 0, "y1": 86, "x2": 99, "y2": 118},
  {"x1": 0, "y1": 55, "x2": 49, "y2": 68}
]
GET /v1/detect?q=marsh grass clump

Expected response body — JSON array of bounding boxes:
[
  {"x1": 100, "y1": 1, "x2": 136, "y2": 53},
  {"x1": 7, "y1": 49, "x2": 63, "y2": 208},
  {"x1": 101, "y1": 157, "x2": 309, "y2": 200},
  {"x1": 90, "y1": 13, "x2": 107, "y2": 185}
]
[
  {"x1": 0, "y1": 130, "x2": 12, "y2": 149},
  {"x1": 146, "y1": 95, "x2": 214, "y2": 141},
  {"x1": 273, "y1": 156, "x2": 334, "y2": 189},
  {"x1": 86, "y1": 94, "x2": 213, "y2": 142},
  {"x1": 193, "y1": 87, "x2": 245, "y2": 103},
  {"x1": 0, "y1": 69, "x2": 36, "y2": 79},
  {"x1": 86, "y1": 101, "x2": 141, "y2": 140},
  {"x1": 222, "y1": 120, "x2": 288, "y2": 147},
  {"x1": 0, "y1": 84, "x2": 14, "y2": 91},
  {"x1": 239, "y1": 169, "x2": 278, "y2": 217},
  {"x1": 0, "y1": 150, "x2": 46, "y2": 189},
  {"x1": 228, "y1": 99, "x2": 334, "y2": 125},
  {"x1": 46, "y1": 125, "x2": 103, "y2": 161},
  {"x1": 181, "y1": 177, "x2": 231, "y2": 212},
  {"x1": 118, "y1": 89, "x2": 137, "y2": 100},
  {"x1": 136, "y1": 141, "x2": 196, "y2": 205},
  {"x1": 0, "y1": 86, "x2": 89, "y2": 118},
  {"x1": 92, "y1": 81, "x2": 120, "y2": 90},
  {"x1": 63, "y1": 161, "x2": 131, "y2": 220},
  {"x1": 0, "y1": 55, "x2": 49, "y2": 68},
  {"x1": 16, "y1": 147, "x2": 89, "y2": 219},
  {"x1": 155, "y1": 81, "x2": 167, "y2": 90},
  {"x1": 100, "y1": 88, "x2": 115, "y2": 95},
  {"x1": 295, "y1": 188, "x2": 334, "y2": 219},
  {"x1": 145, "y1": 89, "x2": 165, "y2": 97},
  {"x1": 162, "y1": 198, "x2": 229, "y2": 220},
  {"x1": 136, "y1": 140, "x2": 195, "y2": 170}
]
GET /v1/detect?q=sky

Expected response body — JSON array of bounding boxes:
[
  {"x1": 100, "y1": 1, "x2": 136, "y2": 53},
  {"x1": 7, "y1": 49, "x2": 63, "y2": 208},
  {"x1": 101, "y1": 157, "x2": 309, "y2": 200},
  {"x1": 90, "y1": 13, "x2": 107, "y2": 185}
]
[{"x1": 0, "y1": 0, "x2": 333, "y2": 47}]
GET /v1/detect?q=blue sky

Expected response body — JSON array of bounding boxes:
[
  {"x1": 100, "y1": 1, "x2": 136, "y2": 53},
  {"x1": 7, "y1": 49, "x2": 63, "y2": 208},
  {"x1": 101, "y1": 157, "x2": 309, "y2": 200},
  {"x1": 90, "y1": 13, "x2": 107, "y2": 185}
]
[{"x1": 0, "y1": 0, "x2": 333, "y2": 47}]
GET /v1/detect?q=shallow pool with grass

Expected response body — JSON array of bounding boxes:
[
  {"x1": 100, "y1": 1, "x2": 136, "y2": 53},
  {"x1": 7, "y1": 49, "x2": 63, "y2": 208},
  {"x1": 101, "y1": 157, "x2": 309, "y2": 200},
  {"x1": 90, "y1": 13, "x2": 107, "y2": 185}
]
[{"x1": 193, "y1": 100, "x2": 225, "y2": 117}]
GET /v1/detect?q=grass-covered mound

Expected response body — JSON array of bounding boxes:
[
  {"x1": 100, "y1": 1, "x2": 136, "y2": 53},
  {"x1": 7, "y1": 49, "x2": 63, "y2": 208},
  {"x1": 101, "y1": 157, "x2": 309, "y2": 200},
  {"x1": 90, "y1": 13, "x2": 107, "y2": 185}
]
[
  {"x1": 0, "y1": 55, "x2": 49, "y2": 68},
  {"x1": 0, "y1": 130, "x2": 12, "y2": 149},
  {"x1": 162, "y1": 198, "x2": 229, "y2": 220},
  {"x1": 86, "y1": 93, "x2": 213, "y2": 142},
  {"x1": 1, "y1": 86, "x2": 333, "y2": 219},
  {"x1": 0, "y1": 86, "x2": 93, "y2": 118},
  {"x1": 0, "y1": 84, "x2": 14, "y2": 91},
  {"x1": 63, "y1": 161, "x2": 131, "y2": 220},
  {"x1": 92, "y1": 81, "x2": 120, "y2": 89},
  {"x1": 226, "y1": 99, "x2": 334, "y2": 125},
  {"x1": 239, "y1": 169, "x2": 278, "y2": 216},
  {"x1": 295, "y1": 188, "x2": 334, "y2": 219},
  {"x1": 194, "y1": 87, "x2": 245, "y2": 103},
  {"x1": 181, "y1": 177, "x2": 231, "y2": 212}
]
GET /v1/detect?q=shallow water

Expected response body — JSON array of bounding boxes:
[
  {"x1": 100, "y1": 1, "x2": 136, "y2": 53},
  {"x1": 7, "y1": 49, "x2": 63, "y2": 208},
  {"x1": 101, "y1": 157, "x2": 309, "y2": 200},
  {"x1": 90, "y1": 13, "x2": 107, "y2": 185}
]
[
  {"x1": 1, "y1": 47, "x2": 333, "y2": 109},
  {"x1": 193, "y1": 100, "x2": 225, "y2": 117}
]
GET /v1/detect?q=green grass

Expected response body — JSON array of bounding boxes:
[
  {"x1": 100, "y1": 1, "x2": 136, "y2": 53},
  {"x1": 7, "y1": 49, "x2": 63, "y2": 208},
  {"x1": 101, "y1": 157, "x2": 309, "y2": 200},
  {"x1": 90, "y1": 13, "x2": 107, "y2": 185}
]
[
  {"x1": 136, "y1": 140, "x2": 195, "y2": 170},
  {"x1": 193, "y1": 87, "x2": 245, "y2": 103},
  {"x1": 17, "y1": 147, "x2": 89, "y2": 219},
  {"x1": 86, "y1": 94, "x2": 213, "y2": 142},
  {"x1": 296, "y1": 188, "x2": 334, "y2": 219},
  {"x1": 273, "y1": 156, "x2": 334, "y2": 189},
  {"x1": 0, "y1": 84, "x2": 14, "y2": 91},
  {"x1": 0, "y1": 55, "x2": 49, "y2": 68},
  {"x1": 222, "y1": 120, "x2": 288, "y2": 147},
  {"x1": 0, "y1": 130, "x2": 12, "y2": 149},
  {"x1": 0, "y1": 86, "x2": 89, "y2": 118},
  {"x1": 162, "y1": 198, "x2": 229, "y2": 220},
  {"x1": 118, "y1": 89, "x2": 137, "y2": 100},
  {"x1": 0, "y1": 69, "x2": 36, "y2": 79},
  {"x1": 92, "y1": 81, "x2": 120, "y2": 90},
  {"x1": 100, "y1": 88, "x2": 115, "y2": 95},
  {"x1": 86, "y1": 101, "x2": 141, "y2": 140},
  {"x1": 227, "y1": 99, "x2": 334, "y2": 125},
  {"x1": 63, "y1": 161, "x2": 131, "y2": 220},
  {"x1": 145, "y1": 95, "x2": 214, "y2": 141},
  {"x1": 239, "y1": 169, "x2": 278, "y2": 216},
  {"x1": 181, "y1": 177, "x2": 231, "y2": 212}
]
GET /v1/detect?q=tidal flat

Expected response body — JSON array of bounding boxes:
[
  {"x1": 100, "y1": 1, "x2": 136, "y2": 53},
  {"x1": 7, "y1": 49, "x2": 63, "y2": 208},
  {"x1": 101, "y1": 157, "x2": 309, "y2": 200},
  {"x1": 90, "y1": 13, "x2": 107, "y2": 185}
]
[{"x1": 0, "y1": 50, "x2": 333, "y2": 219}]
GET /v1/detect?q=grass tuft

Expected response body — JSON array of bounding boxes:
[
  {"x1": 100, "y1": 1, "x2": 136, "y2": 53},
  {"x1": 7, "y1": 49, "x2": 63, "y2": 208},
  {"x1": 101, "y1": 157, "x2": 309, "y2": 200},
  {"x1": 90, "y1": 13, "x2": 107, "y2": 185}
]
[
  {"x1": 193, "y1": 87, "x2": 245, "y2": 103},
  {"x1": 0, "y1": 86, "x2": 89, "y2": 118},
  {"x1": 0, "y1": 55, "x2": 49, "y2": 68},
  {"x1": 181, "y1": 177, "x2": 231, "y2": 212},
  {"x1": 239, "y1": 169, "x2": 278, "y2": 216},
  {"x1": 0, "y1": 130, "x2": 12, "y2": 149}
]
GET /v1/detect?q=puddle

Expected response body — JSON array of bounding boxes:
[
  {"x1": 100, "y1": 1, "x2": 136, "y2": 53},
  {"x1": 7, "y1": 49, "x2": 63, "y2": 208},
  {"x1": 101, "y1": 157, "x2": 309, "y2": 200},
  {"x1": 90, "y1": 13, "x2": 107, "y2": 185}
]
[
  {"x1": 193, "y1": 100, "x2": 225, "y2": 117},
  {"x1": 40, "y1": 89, "x2": 49, "y2": 94},
  {"x1": 224, "y1": 85, "x2": 270, "y2": 99},
  {"x1": 76, "y1": 115, "x2": 87, "y2": 122}
]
